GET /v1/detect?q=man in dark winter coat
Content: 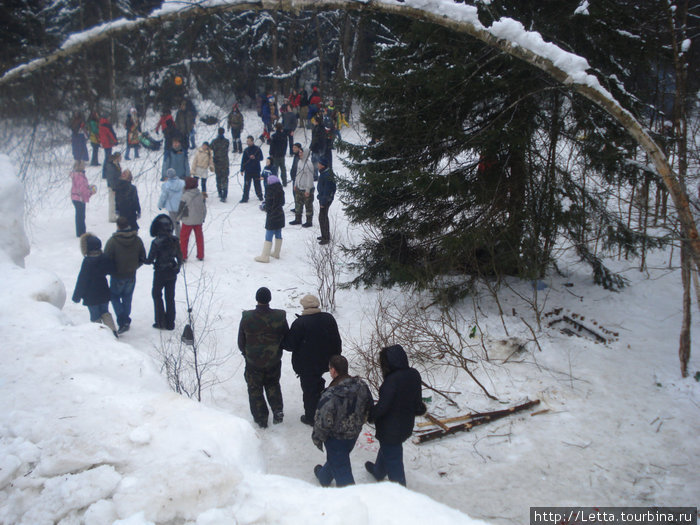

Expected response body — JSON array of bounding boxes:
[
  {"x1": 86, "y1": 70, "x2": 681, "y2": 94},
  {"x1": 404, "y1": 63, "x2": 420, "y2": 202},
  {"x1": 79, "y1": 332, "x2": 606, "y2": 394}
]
[
  {"x1": 269, "y1": 123, "x2": 288, "y2": 186},
  {"x1": 227, "y1": 103, "x2": 244, "y2": 153},
  {"x1": 365, "y1": 344, "x2": 426, "y2": 487},
  {"x1": 309, "y1": 115, "x2": 329, "y2": 180},
  {"x1": 316, "y1": 156, "x2": 336, "y2": 245},
  {"x1": 240, "y1": 135, "x2": 263, "y2": 203},
  {"x1": 312, "y1": 355, "x2": 372, "y2": 487},
  {"x1": 114, "y1": 170, "x2": 141, "y2": 231},
  {"x1": 238, "y1": 287, "x2": 289, "y2": 428},
  {"x1": 283, "y1": 294, "x2": 342, "y2": 425},
  {"x1": 175, "y1": 99, "x2": 196, "y2": 151},
  {"x1": 145, "y1": 214, "x2": 183, "y2": 330},
  {"x1": 104, "y1": 216, "x2": 146, "y2": 334},
  {"x1": 210, "y1": 128, "x2": 230, "y2": 202}
]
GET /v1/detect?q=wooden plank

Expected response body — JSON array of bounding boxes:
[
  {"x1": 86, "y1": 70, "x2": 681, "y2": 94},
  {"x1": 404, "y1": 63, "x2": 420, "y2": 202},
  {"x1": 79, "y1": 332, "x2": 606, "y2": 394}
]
[{"x1": 425, "y1": 413, "x2": 450, "y2": 432}]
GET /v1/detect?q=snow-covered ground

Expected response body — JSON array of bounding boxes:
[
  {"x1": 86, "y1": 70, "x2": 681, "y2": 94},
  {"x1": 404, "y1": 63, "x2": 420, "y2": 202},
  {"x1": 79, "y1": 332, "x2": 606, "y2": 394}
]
[{"x1": 1, "y1": 105, "x2": 698, "y2": 525}]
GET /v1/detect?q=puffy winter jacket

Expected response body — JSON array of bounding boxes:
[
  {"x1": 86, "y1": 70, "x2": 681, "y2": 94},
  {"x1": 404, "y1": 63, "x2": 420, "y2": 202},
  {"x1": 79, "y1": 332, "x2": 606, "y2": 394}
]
[
  {"x1": 71, "y1": 170, "x2": 92, "y2": 203},
  {"x1": 316, "y1": 167, "x2": 336, "y2": 207},
  {"x1": 104, "y1": 230, "x2": 146, "y2": 279},
  {"x1": 370, "y1": 345, "x2": 427, "y2": 445},
  {"x1": 146, "y1": 234, "x2": 182, "y2": 280},
  {"x1": 283, "y1": 311, "x2": 342, "y2": 376},
  {"x1": 98, "y1": 118, "x2": 118, "y2": 149},
  {"x1": 158, "y1": 177, "x2": 185, "y2": 213},
  {"x1": 312, "y1": 375, "x2": 372, "y2": 449},
  {"x1": 177, "y1": 188, "x2": 207, "y2": 226},
  {"x1": 72, "y1": 253, "x2": 113, "y2": 306},
  {"x1": 264, "y1": 180, "x2": 285, "y2": 230}
]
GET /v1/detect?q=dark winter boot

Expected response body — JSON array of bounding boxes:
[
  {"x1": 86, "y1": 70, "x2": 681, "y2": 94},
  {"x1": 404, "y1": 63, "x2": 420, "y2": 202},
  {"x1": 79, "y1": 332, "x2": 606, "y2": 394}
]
[
  {"x1": 289, "y1": 215, "x2": 302, "y2": 225},
  {"x1": 302, "y1": 217, "x2": 313, "y2": 228}
]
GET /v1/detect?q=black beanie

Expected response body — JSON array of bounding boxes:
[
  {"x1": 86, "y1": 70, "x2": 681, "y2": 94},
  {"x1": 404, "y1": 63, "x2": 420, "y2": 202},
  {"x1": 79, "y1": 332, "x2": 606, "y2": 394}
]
[{"x1": 255, "y1": 287, "x2": 271, "y2": 304}]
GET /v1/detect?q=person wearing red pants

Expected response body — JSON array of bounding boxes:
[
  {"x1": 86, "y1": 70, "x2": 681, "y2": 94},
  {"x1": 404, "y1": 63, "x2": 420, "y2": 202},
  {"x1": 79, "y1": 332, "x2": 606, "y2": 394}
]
[{"x1": 176, "y1": 177, "x2": 207, "y2": 261}]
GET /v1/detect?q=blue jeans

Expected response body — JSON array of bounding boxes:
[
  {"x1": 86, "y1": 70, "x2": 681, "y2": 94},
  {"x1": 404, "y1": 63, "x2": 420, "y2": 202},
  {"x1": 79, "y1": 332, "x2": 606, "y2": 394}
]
[
  {"x1": 265, "y1": 229, "x2": 282, "y2": 242},
  {"x1": 372, "y1": 442, "x2": 406, "y2": 486},
  {"x1": 110, "y1": 277, "x2": 136, "y2": 328},
  {"x1": 87, "y1": 303, "x2": 109, "y2": 322},
  {"x1": 315, "y1": 437, "x2": 357, "y2": 487}
]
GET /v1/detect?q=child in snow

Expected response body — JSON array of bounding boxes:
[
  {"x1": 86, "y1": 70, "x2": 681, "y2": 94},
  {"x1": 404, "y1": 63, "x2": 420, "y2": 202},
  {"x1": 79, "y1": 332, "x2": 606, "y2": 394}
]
[
  {"x1": 72, "y1": 233, "x2": 118, "y2": 338},
  {"x1": 70, "y1": 160, "x2": 95, "y2": 237}
]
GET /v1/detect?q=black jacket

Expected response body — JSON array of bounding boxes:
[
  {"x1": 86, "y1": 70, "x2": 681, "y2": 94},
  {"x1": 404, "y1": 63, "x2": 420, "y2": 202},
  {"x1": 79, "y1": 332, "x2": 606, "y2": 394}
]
[
  {"x1": 269, "y1": 130, "x2": 287, "y2": 157},
  {"x1": 146, "y1": 234, "x2": 183, "y2": 280},
  {"x1": 264, "y1": 182, "x2": 285, "y2": 230},
  {"x1": 370, "y1": 345, "x2": 426, "y2": 445},
  {"x1": 114, "y1": 179, "x2": 141, "y2": 226},
  {"x1": 72, "y1": 253, "x2": 114, "y2": 306},
  {"x1": 283, "y1": 311, "x2": 342, "y2": 376}
]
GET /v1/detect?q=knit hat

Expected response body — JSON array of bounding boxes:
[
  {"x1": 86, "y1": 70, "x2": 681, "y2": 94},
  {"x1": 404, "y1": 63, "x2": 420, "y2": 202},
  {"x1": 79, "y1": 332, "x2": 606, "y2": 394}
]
[
  {"x1": 166, "y1": 168, "x2": 177, "y2": 179},
  {"x1": 300, "y1": 294, "x2": 320, "y2": 309},
  {"x1": 185, "y1": 177, "x2": 198, "y2": 190},
  {"x1": 267, "y1": 175, "x2": 280, "y2": 185},
  {"x1": 318, "y1": 155, "x2": 330, "y2": 168},
  {"x1": 255, "y1": 287, "x2": 271, "y2": 304}
]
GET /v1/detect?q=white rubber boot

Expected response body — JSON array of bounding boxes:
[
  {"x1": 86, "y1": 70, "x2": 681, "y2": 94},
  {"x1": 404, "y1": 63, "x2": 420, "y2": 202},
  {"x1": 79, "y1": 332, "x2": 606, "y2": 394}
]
[
  {"x1": 271, "y1": 238, "x2": 283, "y2": 259},
  {"x1": 254, "y1": 241, "x2": 272, "y2": 263}
]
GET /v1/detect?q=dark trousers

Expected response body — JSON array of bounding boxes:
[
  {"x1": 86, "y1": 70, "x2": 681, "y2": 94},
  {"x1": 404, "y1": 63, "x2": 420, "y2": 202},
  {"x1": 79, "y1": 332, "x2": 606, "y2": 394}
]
[
  {"x1": 110, "y1": 277, "x2": 136, "y2": 329},
  {"x1": 242, "y1": 172, "x2": 263, "y2": 201},
  {"x1": 102, "y1": 147, "x2": 112, "y2": 179},
  {"x1": 315, "y1": 437, "x2": 357, "y2": 487},
  {"x1": 319, "y1": 203, "x2": 331, "y2": 241},
  {"x1": 125, "y1": 143, "x2": 140, "y2": 160},
  {"x1": 371, "y1": 442, "x2": 406, "y2": 486},
  {"x1": 215, "y1": 169, "x2": 229, "y2": 199},
  {"x1": 152, "y1": 273, "x2": 176, "y2": 329},
  {"x1": 244, "y1": 361, "x2": 283, "y2": 425},
  {"x1": 90, "y1": 143, "x2": 100, "y2": 165},
  {"x1": 271, "y1": 155, "x2": 287, "y2": 185},
  {"x1": 72, "y1": 200, "x2": 86, "y2": 237},
  {"x1": 299, "y1": 373, "x2": 325, "y2": 420},
  {"x1": 285, "y1": 131, "x2": 295, "y2": 155},
  {"x1": 199, "y1": 177, "x2": 207, "y2": 192},
  {"x1": 231, "y1": 129, "x2": 242, "y2": 153}
]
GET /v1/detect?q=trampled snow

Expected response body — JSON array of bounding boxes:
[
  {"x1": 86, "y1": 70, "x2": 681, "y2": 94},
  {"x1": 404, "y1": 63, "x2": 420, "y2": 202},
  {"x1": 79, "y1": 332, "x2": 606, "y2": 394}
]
[{"x1": 1, "y1": 101, "x2": 698, "y2": 525}]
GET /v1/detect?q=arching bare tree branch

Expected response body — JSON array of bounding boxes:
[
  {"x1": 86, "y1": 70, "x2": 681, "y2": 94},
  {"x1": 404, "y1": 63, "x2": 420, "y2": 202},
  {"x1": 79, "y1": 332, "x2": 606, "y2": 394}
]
[{"x1": 2, "y1": 0, "x2": 698, "y2": 270}]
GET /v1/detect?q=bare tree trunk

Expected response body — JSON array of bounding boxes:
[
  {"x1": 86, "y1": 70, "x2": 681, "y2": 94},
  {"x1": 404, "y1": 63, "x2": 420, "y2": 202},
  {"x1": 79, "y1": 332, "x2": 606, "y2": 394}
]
[
  {"x1": 679, "y1": 237, "x2": 691, "y2": 377},
  {"x1": 314, "y1": 13, "x2": 326, "y2": 87}
]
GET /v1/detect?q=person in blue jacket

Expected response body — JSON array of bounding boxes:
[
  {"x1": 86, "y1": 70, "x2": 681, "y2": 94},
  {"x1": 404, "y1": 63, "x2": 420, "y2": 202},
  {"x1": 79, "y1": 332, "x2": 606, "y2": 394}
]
[
  {"x1": 365, "y1": 344, "x2": 426, "y2": 487},
  {"x1": 158, "y1": 168, "x2": 186, "y2": 237}
]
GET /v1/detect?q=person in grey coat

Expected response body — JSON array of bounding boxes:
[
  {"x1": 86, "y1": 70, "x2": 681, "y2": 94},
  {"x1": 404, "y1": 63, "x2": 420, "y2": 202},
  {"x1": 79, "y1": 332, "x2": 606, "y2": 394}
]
[
  {"x1": 312, "y1": 355, "x2": 373, "y2": 488},
  {"x1": 176, "y1": 176, "x2": 207, "y2": 261},
  {"x1": 158, "y1": 168, "x2": 186, "y2": 237}
]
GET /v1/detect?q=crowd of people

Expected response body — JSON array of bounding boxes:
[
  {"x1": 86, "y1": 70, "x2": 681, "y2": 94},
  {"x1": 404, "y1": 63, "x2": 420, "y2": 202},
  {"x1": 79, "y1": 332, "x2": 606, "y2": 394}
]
[
  {"x1": 68, "y1": 87, "x2": 420, "y2": 490},
  {"x1": 238, "y1": 287, "x2": 427, "y2": 488}
]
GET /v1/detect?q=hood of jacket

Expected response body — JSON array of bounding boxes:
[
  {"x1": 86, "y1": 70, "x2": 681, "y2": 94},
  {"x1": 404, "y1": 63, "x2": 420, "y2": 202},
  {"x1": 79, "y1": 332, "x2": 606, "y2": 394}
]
[
  {"x1": 382, "y1": 344, "x2": 409, "y2": 374},
  {"x1": 110, "y1": 229, "x2": 140, "y2": 247}
]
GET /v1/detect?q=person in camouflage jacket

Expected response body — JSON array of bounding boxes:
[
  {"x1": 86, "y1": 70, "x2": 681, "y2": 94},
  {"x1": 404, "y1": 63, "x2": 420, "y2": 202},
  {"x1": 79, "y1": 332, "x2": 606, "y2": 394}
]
[
  {"x1": 237, "y1": 287, "x2": 289, "y2": 428},
  {"x1": 312, "y1": 355, "x2": 373, "y2": 487}
]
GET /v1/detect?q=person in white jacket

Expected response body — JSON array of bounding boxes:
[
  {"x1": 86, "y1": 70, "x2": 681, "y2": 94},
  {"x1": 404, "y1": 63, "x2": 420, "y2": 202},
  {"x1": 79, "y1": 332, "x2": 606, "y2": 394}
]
[
  {"x1": 157, "y1": 168, "x2": 185, "y2": 237},
  {"x1": 190, "y1": 142, "x2": 214, "y2": 195}
]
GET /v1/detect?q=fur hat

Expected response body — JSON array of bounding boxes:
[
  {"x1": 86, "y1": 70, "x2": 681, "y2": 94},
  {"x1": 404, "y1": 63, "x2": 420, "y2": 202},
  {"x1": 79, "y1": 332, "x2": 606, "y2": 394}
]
[
  {"x1": 80, "y1": 233, "x2": 102, "y2": 256},
  {"x1": 300, "y1": 294, "x2": 320, "y2": 309},
  {"x1": 255, "y1": 287, "x2": 271, "y2": 304}
]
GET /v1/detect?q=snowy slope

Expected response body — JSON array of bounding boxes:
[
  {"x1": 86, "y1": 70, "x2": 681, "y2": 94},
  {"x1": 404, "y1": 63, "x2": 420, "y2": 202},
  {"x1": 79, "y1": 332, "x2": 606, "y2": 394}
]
[{"x1": 1, "y1": 104, "x2": 698, "y2": 524}]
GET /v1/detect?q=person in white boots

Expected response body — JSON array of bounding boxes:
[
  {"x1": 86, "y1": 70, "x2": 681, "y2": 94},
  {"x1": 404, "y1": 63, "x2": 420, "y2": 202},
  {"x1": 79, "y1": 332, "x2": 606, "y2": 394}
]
[{"x1": 255, "y1": 174, "x2": 285, "y2": 263}]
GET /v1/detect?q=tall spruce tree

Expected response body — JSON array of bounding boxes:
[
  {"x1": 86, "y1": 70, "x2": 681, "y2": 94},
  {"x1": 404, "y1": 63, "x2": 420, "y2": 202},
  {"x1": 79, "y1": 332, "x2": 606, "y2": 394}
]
[{"x1": 339, "y1": 15, "x2": 667, "y2": 301}]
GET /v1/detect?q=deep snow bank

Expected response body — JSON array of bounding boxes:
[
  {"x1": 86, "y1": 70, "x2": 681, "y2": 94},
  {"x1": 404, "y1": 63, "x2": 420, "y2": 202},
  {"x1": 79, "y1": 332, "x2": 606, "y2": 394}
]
[{"x1": 0, "y1": 158, "x2": 484, "y2": 523}]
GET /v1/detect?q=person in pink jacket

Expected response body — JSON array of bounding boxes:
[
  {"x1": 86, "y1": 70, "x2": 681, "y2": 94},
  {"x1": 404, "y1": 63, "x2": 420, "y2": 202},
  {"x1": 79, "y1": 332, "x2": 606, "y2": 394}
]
[{"x1": 70, "y1": 160, "x2": 95, "y2": 237}]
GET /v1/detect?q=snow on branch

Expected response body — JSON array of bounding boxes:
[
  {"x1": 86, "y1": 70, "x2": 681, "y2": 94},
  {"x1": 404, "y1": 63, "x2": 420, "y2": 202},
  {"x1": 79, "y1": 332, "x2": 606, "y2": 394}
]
[{"x1": 260, "y1": 57, "x2": 320, "y2": 79}]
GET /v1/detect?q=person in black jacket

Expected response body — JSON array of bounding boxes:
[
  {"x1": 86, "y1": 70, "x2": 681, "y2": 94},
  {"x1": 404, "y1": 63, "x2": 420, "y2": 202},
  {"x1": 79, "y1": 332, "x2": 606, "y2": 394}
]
[
  {"x1": 145, "y1": 214, "x2": 183, "y2": 330},
  {"x1": 283, "y1": 294, "x2": 342, "y2": 425},
  {"x1": 72, "y1": 233, "x2": 118, "y2": 338},
  {"x1": 365, "y1": 344, "x2": 426, "y2": 486},
  {"x1": 254, "y1": 175, "x2": 285, "y2": 263},
  {"x1": 269, "y1": 123, "x2": 288, "y2": 186},
  {"x1": 240, "y1": 135, "x2": 263, "y2": 203},
  {"x1": 114, "y1": 170, "x2": 141, "y2": 231}
]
